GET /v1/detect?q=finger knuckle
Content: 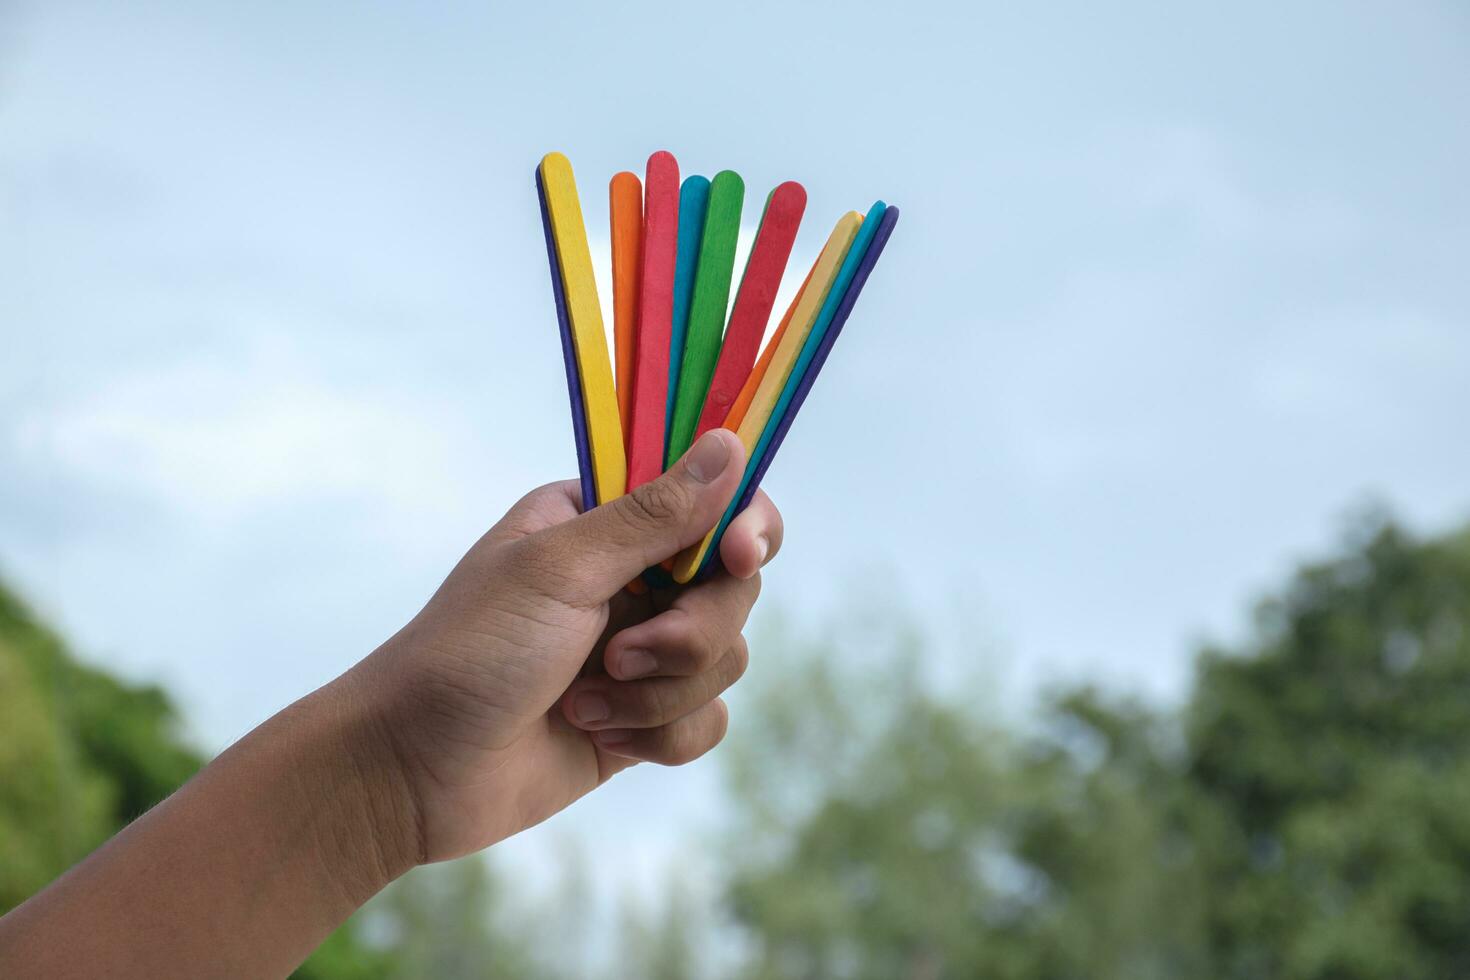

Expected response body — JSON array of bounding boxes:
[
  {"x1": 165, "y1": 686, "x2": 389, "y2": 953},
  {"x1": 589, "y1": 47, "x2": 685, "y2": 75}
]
[
  {"x1": 637, "y1": 680, "x2": 679, "y2": 726},
  {"x1": 622, "y1": 479, "x2": 689, "y2": 530},
  {"x1": 670, "y1": 702, "x2": 728, "y2": 766},
  {"x1": 663, "y1": 725, "x2": 704, "y2": 766},
  {"x1": 669, "y1": 611, "x2": 718, "y2": 670},
  {"x1": 500, "y1": 536, "x2": 583, "y2": 603},
  {"x1": 726, "y1": 636, "x2": 750, "y2": 683}
]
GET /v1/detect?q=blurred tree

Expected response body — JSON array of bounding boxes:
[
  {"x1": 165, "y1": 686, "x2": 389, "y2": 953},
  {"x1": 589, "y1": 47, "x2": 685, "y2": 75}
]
[
  {"x1": 1187, "y1": 520, "x2": 1470, "y2": 978},
  {"x1": 620, "y1": 873, "x2": 714, "y2": 980},
  {"x1": 0, "y1": 583, "x2": 199, "y2": 910},
  {"x1": 363, "y1": 858, "x2": 553, "y2": 980},
  {"x1": 725, "y1": 517, "x2": 1470, "y2": 980},
  {"x1": 723, "y1": 626, "x2": 1209, "y2": 978}
]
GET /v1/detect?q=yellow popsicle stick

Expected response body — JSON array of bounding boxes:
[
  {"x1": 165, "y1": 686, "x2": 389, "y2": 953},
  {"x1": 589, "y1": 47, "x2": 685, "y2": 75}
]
[
  {"x1": 671, "y1": 211, "x2": 863, "y2": 582},
  {"x1": 540, "y1": 152, "x2": 626, "y2": 504}
]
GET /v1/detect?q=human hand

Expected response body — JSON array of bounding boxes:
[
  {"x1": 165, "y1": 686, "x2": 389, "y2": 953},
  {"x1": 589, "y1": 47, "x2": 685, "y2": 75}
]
[
  {"x1": 0, "y1": 431, "x2": 781, "y2": 980},
  {"x1": 349, "y1": 428, "x2": 782, "y2": 866}
]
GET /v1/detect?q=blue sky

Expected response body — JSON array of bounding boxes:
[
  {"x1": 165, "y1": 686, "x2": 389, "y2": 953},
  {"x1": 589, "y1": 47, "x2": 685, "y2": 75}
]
[{"x1": 4, "y1": 0, "x2": 1468, "y2": 915}]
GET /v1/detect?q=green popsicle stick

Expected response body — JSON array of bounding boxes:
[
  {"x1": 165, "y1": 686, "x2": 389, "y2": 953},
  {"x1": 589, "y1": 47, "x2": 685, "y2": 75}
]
[{"x1": 665, "y1": 169, "x2": 744, "y2": 466}]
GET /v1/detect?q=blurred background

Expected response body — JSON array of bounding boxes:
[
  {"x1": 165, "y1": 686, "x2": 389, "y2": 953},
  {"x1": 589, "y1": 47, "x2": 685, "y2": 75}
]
[{"x1": 3, "y1": 1, "x2": 1468, "y2": 977}]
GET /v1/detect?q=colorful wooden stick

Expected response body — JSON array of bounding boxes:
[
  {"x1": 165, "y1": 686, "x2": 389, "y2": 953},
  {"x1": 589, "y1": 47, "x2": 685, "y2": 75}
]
[
  {"x1": 665, "y1": 170, "x2": 744, "y2": 467},
  {"x1": 671, "y1": 208, "x2": 865, "y2": 583},
  {"x1": 540, "y1": 152, "x2": 626, "y2": 504},
  {"x1": 610, "y1": 171, "x2": 643, "y2": 449},
  {"x1": 694, "y1": 180, "x2": 806, "y2": 440},
  {"x1": 666, "y1": 175, "x2": 710, "y2": 459},
  {"x1": 712, "y1": 206, "x2": 898, "y2": 573},
  {"x1": 725, "y1": 261, "x2": 817, "y2": 432},
  {"x1": 680, "y1": 203, "x2": 896, "y2": 582},
  {"x1": 737, "y1": 205, "x2": 898, "y2": 493},
  {"x1": 535, "y1": 165, "x2": 595, "y2": 513},
  {"x1": 626, "y1": 151, "x2": 679, "y2": 491},
  {"x1": 729, "y1": 212, "x2": 861, "y2": 447}
]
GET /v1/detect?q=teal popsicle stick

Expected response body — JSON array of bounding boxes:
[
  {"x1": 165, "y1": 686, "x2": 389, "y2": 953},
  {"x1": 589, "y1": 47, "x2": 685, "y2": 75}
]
[{"x1": 665, "y1": 175, "x2": 710, "y2": 462}]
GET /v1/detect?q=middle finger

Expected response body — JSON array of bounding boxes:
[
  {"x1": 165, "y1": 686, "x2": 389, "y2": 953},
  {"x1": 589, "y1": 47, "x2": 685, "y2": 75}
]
[{"x1": 561, "y1": 637, "x2": 749, "y2": 730}]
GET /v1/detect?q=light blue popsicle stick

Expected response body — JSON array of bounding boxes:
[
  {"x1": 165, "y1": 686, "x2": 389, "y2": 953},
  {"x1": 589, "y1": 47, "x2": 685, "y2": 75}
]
[{"x1": 665, "y1": 175, "x2": 710, "y2": 463}]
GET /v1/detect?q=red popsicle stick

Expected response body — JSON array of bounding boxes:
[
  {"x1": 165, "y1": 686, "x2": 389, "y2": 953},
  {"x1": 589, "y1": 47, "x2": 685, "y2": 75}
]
[
  {"x1": 726, "y1": 260, "x2": 816, "y2": 432},
  {"x1": 610, "y1": 171, "x2": 644, "y2": 450},
  {"x1": 627, "y1": 151, "x2": 680, "y2": 490},
  {"x1": 693, "y1": 180, "x2": 806, "y2": 440}
]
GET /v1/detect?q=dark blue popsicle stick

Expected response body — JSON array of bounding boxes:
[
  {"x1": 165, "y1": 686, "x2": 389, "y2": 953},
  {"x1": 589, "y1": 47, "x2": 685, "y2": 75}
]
[
  {"x1": 536, "y1": 165, "x2": 596, "y2": 514},
  {"x1": 696, "y1": 205, "x2": 900, "y2": 579}
]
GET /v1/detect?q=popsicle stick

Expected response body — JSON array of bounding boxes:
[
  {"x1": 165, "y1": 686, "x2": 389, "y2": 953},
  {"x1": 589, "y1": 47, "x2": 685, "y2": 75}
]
[
  {"x1": 626, "y1": 151, "x2": 679, "y2": 491},
  {"x1": 654, "y1": 182, "x2": 708, "y2": 577},
  {"x1": 671, "y1": 207, "x2": 869, "y2": 583},
  {"x1": 540, "y1": 152, "x2": 626, "y2": 504},
  {"x1": 725, "y1": 261, "x2": 817, "y2": 432},
  {"x1": 665, "y1": 170, "x2": 744, "y2": 467},
  {"x1": 694, "y1": 205, "x2": 896, "y2": 582},
  {"x1": 694, "y1": 206, "x2": 899, "y2": 579},
  {"x1": 666, "y1": 175, "x2": 710, "y2": 460},
  {"x1": 535, "y1": 165, "x2": 595, "y2": 513},
  {"x1": 732, "y1": 212, "x2": 861, "y2": 450},
  {"x1": 694, "y1": 180, "x2": 806, "y2": 440},
  {"x1": 610, "y1": 171, "x2": 643, "y2": 449}
]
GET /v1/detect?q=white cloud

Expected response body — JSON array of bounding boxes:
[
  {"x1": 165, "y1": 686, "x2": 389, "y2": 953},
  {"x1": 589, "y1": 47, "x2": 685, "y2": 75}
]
[{"x1": 12, "y1": 329, "x2": 518, "y2": 542}]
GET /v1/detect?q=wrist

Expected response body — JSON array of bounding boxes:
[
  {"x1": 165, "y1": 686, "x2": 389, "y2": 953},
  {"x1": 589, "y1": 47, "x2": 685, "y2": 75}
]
[
  {"x1": 308, "y1": 665, "x2": 426, "y2": 898},
  {"x1": 0, "y1": 653, "x2": 431, "y2": 979}
]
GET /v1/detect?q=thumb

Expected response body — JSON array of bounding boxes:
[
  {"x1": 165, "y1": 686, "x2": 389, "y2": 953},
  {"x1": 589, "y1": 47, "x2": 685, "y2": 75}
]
[{"x1": 532, "y1": 429, "x2": 746, "y2": 600}]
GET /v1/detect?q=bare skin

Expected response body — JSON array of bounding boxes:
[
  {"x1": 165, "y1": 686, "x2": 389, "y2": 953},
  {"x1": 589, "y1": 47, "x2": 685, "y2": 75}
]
[{"x1": 0, "y1": 429, "x2": 782, "y2": 979}]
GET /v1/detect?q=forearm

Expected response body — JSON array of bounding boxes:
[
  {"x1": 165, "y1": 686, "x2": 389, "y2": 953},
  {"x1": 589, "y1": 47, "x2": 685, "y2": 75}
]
[{"x1": 0, "y1": 667, "x2": 420, "y2": 979}]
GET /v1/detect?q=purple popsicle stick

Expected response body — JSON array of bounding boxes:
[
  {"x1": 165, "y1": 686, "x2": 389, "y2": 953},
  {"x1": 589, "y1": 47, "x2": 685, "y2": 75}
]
[
  {"x1": 698, "y1": 205, "x2": 900, "y2": 580},
  {"x1": 536, "y1": 165, "x2": 596, "y2": 514}
]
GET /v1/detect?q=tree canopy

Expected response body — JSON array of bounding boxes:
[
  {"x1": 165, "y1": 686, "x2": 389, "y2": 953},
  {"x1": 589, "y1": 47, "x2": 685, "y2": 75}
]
[{"x1": 726, "y1": 519, "x2": 1470, "y2": 979}]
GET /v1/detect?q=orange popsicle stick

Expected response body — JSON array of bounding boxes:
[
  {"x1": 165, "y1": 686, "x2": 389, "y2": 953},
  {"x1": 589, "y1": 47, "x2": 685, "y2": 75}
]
[
  {"x1": 724, "y1": 262, "x2": 816, "y2": 432},
  {"x1": 610, "y1": 171, "x2": 643, "y2": 450}
]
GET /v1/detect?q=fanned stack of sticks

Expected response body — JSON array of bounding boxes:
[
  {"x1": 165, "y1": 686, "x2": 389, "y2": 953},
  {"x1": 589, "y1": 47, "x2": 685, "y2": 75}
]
[{"x1": 536, "y1": 150, "x2": 898, "y2": 584}]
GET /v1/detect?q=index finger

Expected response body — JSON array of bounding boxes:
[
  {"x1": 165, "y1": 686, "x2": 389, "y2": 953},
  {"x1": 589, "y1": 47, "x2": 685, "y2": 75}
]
[{"x1": 718, "y1": 489, "x2": 784, "y2": 580}]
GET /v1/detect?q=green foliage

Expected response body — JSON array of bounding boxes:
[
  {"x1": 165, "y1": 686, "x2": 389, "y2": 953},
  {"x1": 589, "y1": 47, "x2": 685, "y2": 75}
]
[
  {"x1": 0, "y1": 582, "x2": 392, "y2": 979},
  {"x1": 0, "y1": 584, "x2": 200, "y2": 909},
  {"x1": 294, "y1": 924, "x2": 395, "y2": 980},
  {"x1": 363, "y1": 859, "x2": 550, "y2": 980},
  {"x1": 723, "y1": 628, "x2": 1210, "y2": 978},
  {"x1": 1187, "y1": 522, "x2": 1470, "y2": 979},
  {"x1": 726, "y1": 519, "x2": 1470, "y2": 979},
  {"x1": 621, "y1": 879, "x2": 704, "y2": 980}
]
